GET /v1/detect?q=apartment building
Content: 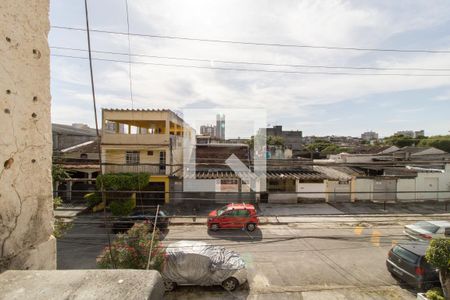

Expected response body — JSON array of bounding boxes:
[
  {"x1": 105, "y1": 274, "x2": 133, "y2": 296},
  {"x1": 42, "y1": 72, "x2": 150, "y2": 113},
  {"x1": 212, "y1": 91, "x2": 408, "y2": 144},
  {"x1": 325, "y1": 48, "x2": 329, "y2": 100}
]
[
  {"x1": 361, "y1": 131, "x2": 379, "y2": 141},
  {"x1": 101, "y1": 109, "x2": 193, "y2": 203}
]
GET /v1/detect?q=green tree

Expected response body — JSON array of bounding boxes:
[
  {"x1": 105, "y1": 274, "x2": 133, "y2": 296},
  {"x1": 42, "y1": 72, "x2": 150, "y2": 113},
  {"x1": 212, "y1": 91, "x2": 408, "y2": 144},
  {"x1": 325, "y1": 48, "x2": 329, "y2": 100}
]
[
  {"x1": 305, "y1": 140, "x2": 332, "y2": 153},
  {"x1": 52, "y1": 165, "x2": 72, "y2": 238},
  {"x1": 96, "y1": 173, "x2": 149, "y2": 191},
  {"x1": 419, "y1": 135, "x2": 450, "y2": 153},
  {"x1": 52, "y1": 164, "x2": 70, "y2": 183},
  {"x1": 267, "y1": 135, "x2": 284, "y2": 146},
  {"x1": 426, "y1": 238, "x2": 450, "y2": 298},
  {"x1": 322, "y1": 144, "x2": 349, "y2": 155},
  {"x1": 383, "y1": 134, "x2": 418, "y2": 147}
]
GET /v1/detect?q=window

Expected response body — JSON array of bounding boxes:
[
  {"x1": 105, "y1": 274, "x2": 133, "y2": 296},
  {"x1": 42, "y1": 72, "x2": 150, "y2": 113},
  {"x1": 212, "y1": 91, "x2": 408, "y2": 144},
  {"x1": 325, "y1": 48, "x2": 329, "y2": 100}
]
[
  {"x1": 392, "y1": 246, "x2": 419, "y2": 264},
  {"x1": 415, "y1": 221, "x2": 440, "y2": 233},
  {"x1": 80, "y1": 153, "x2": 88, "y2": 159},
  {"x1": 159, "y1": 151, "x2": 166, "y2": 171},
  {"x1": 217, "y1": 206, "x2": 228, "y2": 216},
  {"x1": 236, "y1": 209, "x2": 250, "y2": 216},
  {"x1": 147, "y1": 151, "x2": 154, "y2": 156},
  {"x1": 126, "y1": 151, "x2": 140, "y2": 165}
]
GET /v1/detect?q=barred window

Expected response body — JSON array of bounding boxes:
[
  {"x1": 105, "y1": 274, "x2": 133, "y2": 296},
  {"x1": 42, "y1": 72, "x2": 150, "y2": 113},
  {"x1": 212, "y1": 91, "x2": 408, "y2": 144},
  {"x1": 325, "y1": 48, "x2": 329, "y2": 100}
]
[{"x1": 126, "y1": 151, "x2": 140, "y2": 165}]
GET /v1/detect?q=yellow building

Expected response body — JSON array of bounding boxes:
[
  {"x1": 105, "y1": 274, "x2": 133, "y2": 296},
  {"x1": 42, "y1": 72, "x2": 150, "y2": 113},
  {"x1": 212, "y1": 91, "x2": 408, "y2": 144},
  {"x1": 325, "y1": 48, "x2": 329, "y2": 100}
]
[{"x1": 101, "y1": 109, "x2": 193, "y2": 203}]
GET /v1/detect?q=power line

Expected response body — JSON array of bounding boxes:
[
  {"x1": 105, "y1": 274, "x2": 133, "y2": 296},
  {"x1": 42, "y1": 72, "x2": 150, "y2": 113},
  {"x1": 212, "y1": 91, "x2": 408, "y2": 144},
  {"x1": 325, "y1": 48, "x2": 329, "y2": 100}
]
[
  {"x1": 83, "y1": 0, "x2": 116, "y2": 269},
  {"x1": 51, "y1": 25, "x2": 450, "y2": 54},
  {"x1": 50, "y1": 46, "x2": 450, "y2": 72},
  {"x1": 51, "y1": 53, "x2": 450, "y2": 77}
]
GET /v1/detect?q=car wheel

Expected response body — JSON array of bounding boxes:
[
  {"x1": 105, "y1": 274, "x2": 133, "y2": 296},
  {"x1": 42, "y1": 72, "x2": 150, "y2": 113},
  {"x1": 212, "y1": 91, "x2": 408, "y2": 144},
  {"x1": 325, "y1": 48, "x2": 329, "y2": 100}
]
[
  {"x1": 164, "y1": 280, "x2": 177, "y2": 292},
  {"x1": 210, "y1": 223, "x2": 219, "y2": 231},
  {"x1": 222, "y1": 277, "x2": 239, "y2": 291},
  {"x1": 246, "y1": 223, "x2": 256, "y2": 232}
]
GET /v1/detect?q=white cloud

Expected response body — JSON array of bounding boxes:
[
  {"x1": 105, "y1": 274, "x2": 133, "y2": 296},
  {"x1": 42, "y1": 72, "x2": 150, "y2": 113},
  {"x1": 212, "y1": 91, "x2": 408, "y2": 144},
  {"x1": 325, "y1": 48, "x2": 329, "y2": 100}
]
[
  {"x1": 433, "y1": 90, "x2": 450, "y2": 102},
  {"x1": 50, "y1": 0, "x2": 450, "y2": 135}
]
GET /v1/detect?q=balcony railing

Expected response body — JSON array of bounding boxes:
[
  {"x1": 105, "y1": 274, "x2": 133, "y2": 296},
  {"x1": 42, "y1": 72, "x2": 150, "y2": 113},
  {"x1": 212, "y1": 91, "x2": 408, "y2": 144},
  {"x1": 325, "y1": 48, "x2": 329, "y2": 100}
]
[
  {"x1": 104, "y1": 164, "x2": 167, "y2": 175},
  {"x1": 101, "y1": 133, "x2": 171, "y2": 145}
]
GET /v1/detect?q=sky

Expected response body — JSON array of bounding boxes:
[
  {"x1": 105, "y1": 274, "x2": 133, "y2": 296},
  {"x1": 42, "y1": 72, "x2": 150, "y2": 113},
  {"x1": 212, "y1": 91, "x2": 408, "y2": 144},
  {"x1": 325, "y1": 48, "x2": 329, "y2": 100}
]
[{"x1": 49, "y1": 0, "x2": 450, "y2": 138}]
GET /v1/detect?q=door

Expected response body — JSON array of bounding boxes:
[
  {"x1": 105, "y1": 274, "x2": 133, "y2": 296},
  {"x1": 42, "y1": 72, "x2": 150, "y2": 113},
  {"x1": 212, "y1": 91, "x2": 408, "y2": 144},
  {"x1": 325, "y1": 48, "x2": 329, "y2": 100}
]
[
  {"x1": 233, "y1": 209, "x2": 250, "y2": 228},
  {"x1": 139, "y1": 182, "x2": 165, "y2": 205},
  {"x1": 219, "y1": 210, "x2": 234, "y2": 228}
]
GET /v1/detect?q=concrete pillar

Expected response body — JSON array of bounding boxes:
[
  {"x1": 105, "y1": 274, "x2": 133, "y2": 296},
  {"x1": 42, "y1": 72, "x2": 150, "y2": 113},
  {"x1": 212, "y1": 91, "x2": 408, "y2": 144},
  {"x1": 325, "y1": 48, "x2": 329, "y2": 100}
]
[
  {"x1": 0, "y1": 0, "x2": 56, "y2": 271},
  {"x1": 165, "y1": 120, "x2": 170, "y2": 135},
  {"x1": 87, "y1": 171, "x2": 92, "y2": 185}
]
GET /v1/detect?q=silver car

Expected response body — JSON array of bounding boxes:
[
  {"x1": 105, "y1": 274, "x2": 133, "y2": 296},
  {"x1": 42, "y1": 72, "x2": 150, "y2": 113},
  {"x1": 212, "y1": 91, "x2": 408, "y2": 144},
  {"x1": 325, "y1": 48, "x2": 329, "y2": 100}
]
[
  {"x1": 404, "y1": 220, "x2": 450, "y2": 241},
  {"x1": 162, "y1": 241, "x2": 247, "y2": 292}
]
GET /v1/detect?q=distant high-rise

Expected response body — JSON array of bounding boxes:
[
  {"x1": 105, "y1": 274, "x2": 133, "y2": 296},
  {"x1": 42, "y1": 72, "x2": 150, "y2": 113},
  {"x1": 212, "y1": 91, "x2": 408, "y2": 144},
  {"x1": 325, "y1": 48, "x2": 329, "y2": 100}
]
[
  {"x1": 200, "y1": 124, "x2": 216, "y2": 137},
  {"x1": 216, "y1": 114, "x2": 225, "y2": 140},
  {"x1": 395, "y1": 130, "x2": 425, "y2": 138},
  {"x1": 361, "y1": 131, "x2": 378, "y2": 141}
]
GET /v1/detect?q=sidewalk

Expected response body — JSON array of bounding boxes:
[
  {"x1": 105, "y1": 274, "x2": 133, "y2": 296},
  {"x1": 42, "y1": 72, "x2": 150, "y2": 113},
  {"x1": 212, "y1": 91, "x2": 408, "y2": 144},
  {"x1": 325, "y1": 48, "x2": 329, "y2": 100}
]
[
  {"x1": 166, "y1": 284, "x2": 415, "y2": 300},
  {"x1": 54, "y1": 205, "x2": 87, "y2": 218},
  {"x1": 168, "y1": 201, "x2": 450, "y2": 225}
]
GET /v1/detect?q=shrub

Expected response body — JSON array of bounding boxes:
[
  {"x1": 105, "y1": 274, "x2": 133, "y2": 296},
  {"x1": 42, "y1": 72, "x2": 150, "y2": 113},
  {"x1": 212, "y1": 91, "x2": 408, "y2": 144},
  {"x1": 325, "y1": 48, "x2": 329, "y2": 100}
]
[
  {"x1": 426, "y1": 238, "x2": 450, "y2": 299},
  {"x1": 53, "y1": 219, "x2": 72, "y2": 238},
  {"x1": 84, "y1": 192, "x2": 102, "y2": 208},
  {"x1": 109, "y1": 194, "x2": 136, "y2": 216},
  {"x1": 97, "y1": 223, "x2": 165, "y2": 270},
  {"x1": 96, "y1": 173, "x2": 150, "y2": 191},
  {"x1": 426, "y1": 288, "x2": 445, "y2": 300},
  {"x1": 52, "y1": 164, "x2": 70, "y2": 182},
  {"x1": 53, "y1": 196, "x2": 63, "y2": 209}
]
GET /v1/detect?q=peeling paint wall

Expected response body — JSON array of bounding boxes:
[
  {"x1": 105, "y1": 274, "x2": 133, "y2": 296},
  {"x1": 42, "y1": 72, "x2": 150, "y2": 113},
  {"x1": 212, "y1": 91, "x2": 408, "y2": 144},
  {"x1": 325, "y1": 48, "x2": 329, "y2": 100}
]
[{"x1": 0, "y1": 0, "x2": 55, "y2": 271}]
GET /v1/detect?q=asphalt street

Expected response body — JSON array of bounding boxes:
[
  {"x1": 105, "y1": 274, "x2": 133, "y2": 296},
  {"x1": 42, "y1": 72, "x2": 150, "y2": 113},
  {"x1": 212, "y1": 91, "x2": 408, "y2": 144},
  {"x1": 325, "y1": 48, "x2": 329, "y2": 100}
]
[
  {"x1": 163, "y1": 223, "x2": 416, "y2": 299},
  {"x1": 56, "y1": 201, "x2": 450, "y2": 299},
  {"x1": 57, "y1": 215, "x2": 421, "y2": 299}
]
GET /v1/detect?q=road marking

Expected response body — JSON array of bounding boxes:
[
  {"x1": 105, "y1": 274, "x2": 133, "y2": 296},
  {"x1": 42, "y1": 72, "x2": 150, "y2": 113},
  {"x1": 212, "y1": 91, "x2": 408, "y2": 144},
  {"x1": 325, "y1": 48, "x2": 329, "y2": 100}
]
[
  {"x1": 354, "y1": 226, "x2": 363, "y2": 235},
  {"x1": 371, "y1": 230, "x2": 381, "y2": 247}
]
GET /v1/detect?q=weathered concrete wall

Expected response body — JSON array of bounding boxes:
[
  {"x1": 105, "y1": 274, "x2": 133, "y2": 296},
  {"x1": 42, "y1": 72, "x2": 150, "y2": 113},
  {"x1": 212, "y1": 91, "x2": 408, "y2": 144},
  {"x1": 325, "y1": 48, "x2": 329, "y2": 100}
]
[
  {"x1": 352, "y1": 178, "x2": 373, "y2": 201},
  {"x1": 0, "y1": 270, "x2": 165, "y2": 300},
  {"x1": 0, "y1": 0, "x2": 55, "y2": 271},
  {"x1": 296, "y1": 182, "x2": 326, "y2": 199}
]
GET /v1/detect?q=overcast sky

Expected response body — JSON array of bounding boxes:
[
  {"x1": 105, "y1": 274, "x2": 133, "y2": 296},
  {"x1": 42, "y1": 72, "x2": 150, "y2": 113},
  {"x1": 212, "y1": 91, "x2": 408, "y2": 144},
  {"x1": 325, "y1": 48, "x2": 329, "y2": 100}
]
[{"x1": 49, "y1": 0, "x2": 450, "y2": 138}]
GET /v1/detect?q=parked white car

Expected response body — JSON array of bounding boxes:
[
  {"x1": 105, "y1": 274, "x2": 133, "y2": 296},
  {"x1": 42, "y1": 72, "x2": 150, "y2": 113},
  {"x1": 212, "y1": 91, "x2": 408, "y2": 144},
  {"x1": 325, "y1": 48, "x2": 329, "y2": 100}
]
[
  {"x1": 162, "y1": 241, "x2": 247, "y2": 292},
  {"x1": 404, "y1": 220, "x2": 450, "y2": 241}
]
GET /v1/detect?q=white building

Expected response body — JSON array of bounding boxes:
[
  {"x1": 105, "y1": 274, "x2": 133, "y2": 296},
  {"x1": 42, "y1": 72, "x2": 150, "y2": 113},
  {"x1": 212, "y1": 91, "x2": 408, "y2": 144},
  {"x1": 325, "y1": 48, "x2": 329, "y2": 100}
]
[{"x1": 394, "y1": 130, "x2": 425, "y2": 138}]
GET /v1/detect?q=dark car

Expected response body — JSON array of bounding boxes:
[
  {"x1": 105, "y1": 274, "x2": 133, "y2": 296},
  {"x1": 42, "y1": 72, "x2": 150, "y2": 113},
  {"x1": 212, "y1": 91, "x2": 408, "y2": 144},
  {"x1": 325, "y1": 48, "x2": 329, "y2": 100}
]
[
  {"x1": 111, "y1": 209, "x2": 169, "y2": 233},
  {"x1": 386, "y1": 242, "x2": 439, "y2": 291}
]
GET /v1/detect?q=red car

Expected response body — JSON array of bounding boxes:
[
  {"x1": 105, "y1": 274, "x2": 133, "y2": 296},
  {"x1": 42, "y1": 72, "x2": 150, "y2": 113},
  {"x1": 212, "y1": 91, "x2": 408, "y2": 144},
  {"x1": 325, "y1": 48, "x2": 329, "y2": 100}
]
[{"x1": 207, "y1": 203, "x2": 259, "y2": 232}]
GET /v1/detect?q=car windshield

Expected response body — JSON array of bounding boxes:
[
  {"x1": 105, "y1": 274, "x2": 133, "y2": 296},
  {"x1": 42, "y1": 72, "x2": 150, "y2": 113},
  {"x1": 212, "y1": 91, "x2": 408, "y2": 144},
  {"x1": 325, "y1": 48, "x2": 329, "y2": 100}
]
[
  {"x1": 217, "y1": 206, "x2": 228, "y2": 216},
  {"x1": 415, "y1": 221, "x2": 440, "y2": 233},
  {"x1": 392, "y1": 246, "x2": 419, "y2": 264}
]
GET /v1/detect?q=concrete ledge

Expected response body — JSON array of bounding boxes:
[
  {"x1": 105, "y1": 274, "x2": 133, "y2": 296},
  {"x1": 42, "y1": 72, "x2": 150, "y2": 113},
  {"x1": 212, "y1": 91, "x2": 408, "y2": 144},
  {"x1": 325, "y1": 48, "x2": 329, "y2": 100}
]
[{"x1": 0, "y1": 270, "x2": 164, "y2": 300}]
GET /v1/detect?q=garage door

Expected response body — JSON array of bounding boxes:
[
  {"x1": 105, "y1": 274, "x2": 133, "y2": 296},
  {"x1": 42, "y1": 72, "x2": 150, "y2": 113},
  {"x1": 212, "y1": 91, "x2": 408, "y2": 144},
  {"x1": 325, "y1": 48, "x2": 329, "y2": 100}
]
[{"x1": 373, "y1": 179, "x2": 397, "y2": 201}]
